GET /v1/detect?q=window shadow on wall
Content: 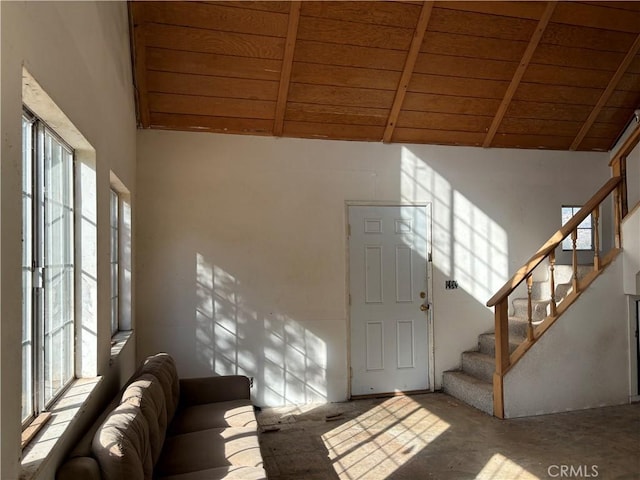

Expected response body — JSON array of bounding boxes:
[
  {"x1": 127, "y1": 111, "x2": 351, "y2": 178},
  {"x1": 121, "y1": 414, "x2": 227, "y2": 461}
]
[
  {"x1": 195, "y1": 253, "x2": 327, "y2": 406},
  {"x1": 400, "y1": 147, "x2": 509, "y2": 307}
]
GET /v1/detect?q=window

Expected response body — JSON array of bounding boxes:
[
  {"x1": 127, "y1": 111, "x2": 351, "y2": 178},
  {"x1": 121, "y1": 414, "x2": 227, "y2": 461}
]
[
  {"x1": 110, "y1": 178, "x2": 133, "y2": 338},
  {"x1": 110, "y1": 188, "x2": 119, "y2": 336},
  {"x1": 109, "y1": 174, "x2": 132, "y2": 339},
  {"x1": 22, "y1": 109, "x2": 76, "y2": 424},
  {"x1": 561, "y1": 206, "x2": 593, "y2": 251}
]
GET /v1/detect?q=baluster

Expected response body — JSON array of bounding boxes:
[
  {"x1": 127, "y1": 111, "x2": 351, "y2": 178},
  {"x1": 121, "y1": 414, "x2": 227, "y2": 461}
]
[
  {"x1": 526, "y1": 274, "x2": 534, "y2": 341},
  {"x1": 613, "y1": 186, "x2": 622, "y2": 249},
  {"x1": 572, "y1": 229, "x2": 579, "y2": 293},
  {"x1": 593, "y1": 206, "x2": 600, "y2": 271},
  {"x1": 549, "y1": 250, "x2": 557, "y2": 316}
]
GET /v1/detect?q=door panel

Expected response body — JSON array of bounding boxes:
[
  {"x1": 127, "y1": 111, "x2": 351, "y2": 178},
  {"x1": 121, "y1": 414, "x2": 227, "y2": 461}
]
[{"x1": 349, "y1": 205, "x2": 430, "y2": 396}]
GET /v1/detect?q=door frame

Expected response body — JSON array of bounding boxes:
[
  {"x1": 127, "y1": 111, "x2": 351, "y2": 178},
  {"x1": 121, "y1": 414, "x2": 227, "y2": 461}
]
[{"x1": 345, "y1": 201, "x2": 435, "y2": 399}]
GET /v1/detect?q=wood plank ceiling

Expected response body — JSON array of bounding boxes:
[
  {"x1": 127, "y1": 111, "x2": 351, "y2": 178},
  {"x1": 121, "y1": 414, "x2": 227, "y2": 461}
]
[{"x1": 129, "y1": 1, "x2": 640, "y2": 151}]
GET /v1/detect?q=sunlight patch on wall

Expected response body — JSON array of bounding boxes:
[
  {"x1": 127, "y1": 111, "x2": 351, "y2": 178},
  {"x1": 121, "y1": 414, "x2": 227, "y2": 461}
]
[
  {"x1": 401, "y1": 147, "x2": 508, "y2": 306},
  {"x1": 401, "y1": 147, "x2": 451, "y2": 275},
  {"x1": 263, "y1": 314, "x2": 327, "y2": 405},
  {"x1": 453, "y1": 191, "x2": 509, "y2": 304},
  {"x1": 322, "y1": 396, "x2": 449, "y2": 479},
  {"x1": 476, "y1": 453, "x2": 539, "y2": 480},
  {"x1": 195, "y1": 253, "x2": 327, "y2": 405}
]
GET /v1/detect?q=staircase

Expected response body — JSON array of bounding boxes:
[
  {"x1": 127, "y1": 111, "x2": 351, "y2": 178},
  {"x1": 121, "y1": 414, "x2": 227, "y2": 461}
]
[
  {"x1": 442, "y1": 265, "x2": 592, "y2": 415},
  {"x1": 441, "y1": 124, "x2": 637, "y2": 418}
]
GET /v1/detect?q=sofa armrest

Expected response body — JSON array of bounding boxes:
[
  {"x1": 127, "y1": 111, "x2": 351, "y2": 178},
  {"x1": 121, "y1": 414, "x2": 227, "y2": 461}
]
[
  {"x1": 56, "y1": 456, "x2": 101, "y2": 480},
  {"x1": 179, "y1": 375, "x2": 251, "y2": 406}
]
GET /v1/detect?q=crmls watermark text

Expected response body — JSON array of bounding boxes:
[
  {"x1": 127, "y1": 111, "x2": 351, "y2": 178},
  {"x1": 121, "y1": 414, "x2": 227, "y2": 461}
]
[{"x1": 548, "y1": 465, "x2": 599, "y2": 478}]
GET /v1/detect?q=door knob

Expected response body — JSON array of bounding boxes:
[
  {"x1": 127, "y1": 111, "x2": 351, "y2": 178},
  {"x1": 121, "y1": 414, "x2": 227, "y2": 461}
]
[{"x1": 420, "y1": 304, "x2": 429, "y2": 311}]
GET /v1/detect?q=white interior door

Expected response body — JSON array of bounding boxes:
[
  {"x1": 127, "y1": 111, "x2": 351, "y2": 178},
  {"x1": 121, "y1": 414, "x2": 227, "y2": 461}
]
[{"x1": 348, "y1": 205, "x2": 430, "y2": 396}]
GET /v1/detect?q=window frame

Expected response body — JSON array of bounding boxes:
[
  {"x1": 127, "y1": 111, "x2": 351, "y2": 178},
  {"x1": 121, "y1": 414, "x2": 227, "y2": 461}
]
[
  {"x1": 109, "y1": 174, "x2": 132, "y2": 338},
  {"x1": 22, "y1": 108, "x2": 77, "y2": 427},
  {"x1": 110, "y1": 188, "x2": 120, "y2": 336},
  {"x1": 561, "y1": 205, "x2": 594, "y2": 251}
]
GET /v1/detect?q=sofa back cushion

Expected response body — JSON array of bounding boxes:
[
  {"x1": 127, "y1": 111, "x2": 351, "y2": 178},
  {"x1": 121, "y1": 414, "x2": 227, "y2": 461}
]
[
  {"x1": 92, "y1": 403, "x2": 153, "y2": 480},
  {"x1": 138, "y1": 353, "x2": 180, "y2": 420},
  {"x1": 121, "y1": 373, "x2": 167, "y2": 464}
]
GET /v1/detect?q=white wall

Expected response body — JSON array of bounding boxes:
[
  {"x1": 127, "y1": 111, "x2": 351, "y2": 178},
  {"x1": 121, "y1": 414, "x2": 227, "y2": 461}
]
[
  {"x1": 503, "y1": 255, "x2": 628, "y2": 418},
  {"x1": 627, "y1": 139, "x2": 640, "y2": 210},
  {"x1": 1, "y1": 2, "x2": 136, "y2": 479},
  {"x1": 614, "y1": 120, "x2": 640, "y2": 210},
  {"x1": 623, "y1": 206, "x2": 640, "y2": 295},
  {"x1": 612, "y1": 122, "x2": 640, "y2": 400},
  {"x1": 137, "y1": 129, "x2": 609, "y2": 407},
  {"x1": 617, "y1": 121, "x2": 640, "y2": 295}
]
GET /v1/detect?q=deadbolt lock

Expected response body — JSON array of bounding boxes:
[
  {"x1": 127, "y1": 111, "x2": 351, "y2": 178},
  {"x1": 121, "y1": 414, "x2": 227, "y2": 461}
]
[{"x1": 420, "y1": 292, "x2": 426, "y2": 298}]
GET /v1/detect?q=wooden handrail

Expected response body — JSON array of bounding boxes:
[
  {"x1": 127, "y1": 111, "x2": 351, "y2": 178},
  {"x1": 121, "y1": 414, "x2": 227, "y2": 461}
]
[
  {"x1": 487, "y1": 176, "x2": 622, "y2": 308},
  {"x1": 490, "y1": 122, "x2": 638, "y2": 419}
]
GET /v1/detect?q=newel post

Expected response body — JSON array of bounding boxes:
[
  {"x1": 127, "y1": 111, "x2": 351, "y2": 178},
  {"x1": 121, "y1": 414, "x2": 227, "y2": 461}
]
[{"x1": 493, "y1": 299, "x2": 509, "y2": 419}]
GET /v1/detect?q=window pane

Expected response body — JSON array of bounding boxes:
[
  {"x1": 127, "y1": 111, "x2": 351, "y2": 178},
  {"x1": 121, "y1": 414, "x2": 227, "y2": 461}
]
[
  {"x1": 110, "y1": 189, "x2": 118, "y2": 227},
  {"x1": 561, "y1": 207, "x2": 592, "y2": 251},
  {"x1": 110, "y1": 189, "x2": 119, "y2": 335},
  {"x1": 576, "y1": 229, "x2": 592, "y2": 250},
  {"x1": 43, "y1": 130, "x2": 74, "y2": 406},
  {"x1": 578, "y1": 214, "x2": 592, "y2": 230},
  {"x1": 22, "y1": 115, "x2": 34, "y2": 422},
  {"x1": 111, "y1": 297, "x2": 119, "y2": 336},
  {"x1": 110, "y1": 263, "x2": 117, "y2": 293},
  {"x1": 111, "y1": 227, "x2": 118, "y2": 262}
]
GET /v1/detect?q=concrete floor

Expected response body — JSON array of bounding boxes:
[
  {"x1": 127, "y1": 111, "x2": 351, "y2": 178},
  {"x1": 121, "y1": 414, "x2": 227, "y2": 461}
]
[{"x1": 257, "y1": 393, "x2": 640, "y2": 480}]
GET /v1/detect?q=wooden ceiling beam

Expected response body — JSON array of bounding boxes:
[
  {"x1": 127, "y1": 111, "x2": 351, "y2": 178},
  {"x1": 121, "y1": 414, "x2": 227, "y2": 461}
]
[
  {"x1": 273, "y1": 1, "x2": 301, "y2": 137},
  {"x1": 130, "y1": 3, "x2": 150, "y2": 128},
  {"x1": 483, "y1": 1, "x2": 557, "y2": 148},
  {"x1": 570, "y1": 33, "x2": 640, "y2": 151},
  {"x1": 383, "y1": 1, "x2": 434, "y2": 143}
]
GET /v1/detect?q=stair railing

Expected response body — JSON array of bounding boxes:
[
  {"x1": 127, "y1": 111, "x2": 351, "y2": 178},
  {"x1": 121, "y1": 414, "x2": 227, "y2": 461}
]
[{"x1": 487, "y1": 123, "x2": 640, "y2": 419}]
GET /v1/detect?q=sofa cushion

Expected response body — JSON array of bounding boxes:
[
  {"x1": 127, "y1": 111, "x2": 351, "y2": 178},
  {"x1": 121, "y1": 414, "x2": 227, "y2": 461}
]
[
  {"x1": 56, "y1": 456, "x2": 102, "y2": 480},
  {"x1": 170, "y1": 399, "x2": 256, "y2": 435},
  {"x1": 138, "y1": 353, "x2": 180, "y2": 420},
  {"x1": 121, "y1": 373, "x2": 168, "y2": 463},
  {"x1": 92, "y1": 403, "x2": 153, "y2": 480},
  {"x1": 179, "y1": 376, "x2": 251, "y2": 405},
  {"x1": 156, "y1": 466, "x2": 267, "y2": 480},
  {"x1": 155, "y1": 427, "x2": 262, "y2": 477}
]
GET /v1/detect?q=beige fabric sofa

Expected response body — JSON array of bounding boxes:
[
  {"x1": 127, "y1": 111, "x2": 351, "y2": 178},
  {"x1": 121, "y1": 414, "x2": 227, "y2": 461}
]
[{"x1": 57, "y1": 353, "x2": 266, "y2": 480}]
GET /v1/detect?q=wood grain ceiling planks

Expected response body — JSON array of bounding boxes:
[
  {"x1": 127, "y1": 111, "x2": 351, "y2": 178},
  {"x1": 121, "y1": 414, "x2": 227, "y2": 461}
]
[
  {"x1": 384, "y1": 1, "x2": 434, "y2": 142},
  {"x1": 483, "y1": 1, "x2": 557, "y2": 148},
  {"x1": 570, "y1": 33, "x2": 640, "y2": 150},
  {"x1": 129, "y1": 0, "x2": 640, "y2": 151},
  {"x1": 273, "y1": 1, "x2": 301, "y2": 136}
]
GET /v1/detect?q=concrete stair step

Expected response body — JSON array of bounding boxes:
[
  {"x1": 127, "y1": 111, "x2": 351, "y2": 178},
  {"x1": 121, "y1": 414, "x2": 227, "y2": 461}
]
[
  {"x1": 526, "y1": 265, "x2": 591, "y2": 303},
  {"x1": 555, "y1": 283, "x2": 573, "y2": 302},
  {"x1": 445, "y1": 265, "x2": 594, "y2": 416},
  {"x1": 533, "y1": 264, "x2": 593, "y2": 284},
  {"x1": 508, "y1": 316, "x2": 530, "y2": 338},
  {"x1": 461, "y1": 351, "x2": 495, "y2": 383},
  {"x1": 442, "y1": 371, "x2": 493, "y2": 415},
  {"x1": 556, "y1": 264, "x2": 593, "y2": 283},
  {"x1": 478, "y1": 333, "x2": 522, "y2": 356},
  {"x1": 512, "y1": 298, "x2": 550, "y2": 321},
  {"x1": 530, "y1": 281, "x2": 573, "y2": 302}
]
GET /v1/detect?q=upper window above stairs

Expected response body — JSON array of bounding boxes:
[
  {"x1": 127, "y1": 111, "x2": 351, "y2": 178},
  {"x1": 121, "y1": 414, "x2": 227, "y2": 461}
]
[{"x1": 561, "y1": 206, "x2": 593, "y2": 251}]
